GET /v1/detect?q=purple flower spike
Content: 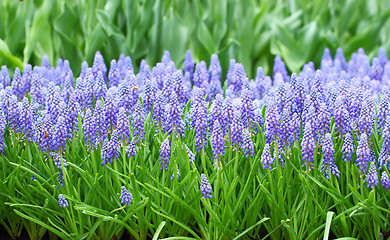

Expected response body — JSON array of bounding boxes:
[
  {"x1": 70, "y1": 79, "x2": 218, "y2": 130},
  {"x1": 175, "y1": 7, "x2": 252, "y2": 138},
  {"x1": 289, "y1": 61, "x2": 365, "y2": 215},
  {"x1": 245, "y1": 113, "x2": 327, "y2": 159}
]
[
  {"x1": 240, "y1": 88, "x2": 254, "y2": 129},
  {"x1": 381, "y1": 171, "x2": 390, "y2": 190},
  {"x1": 53, "y1": 116, "x2": 68, "y2": 152},
  {"x1": 83, "y1": 108, "x2": 96, "y2": 147},
  {"x1": 12, "y1": 67, "x2": 23, "y2": 99},
  {"x1": 366, "y1": 164, "x2": 379, "y2": 188},
  {"x1": 200, "y1": 174, "x2": 212, "y2": 199},
  {"x1": 19, "y1": 97, "x2": 33, "y2": 139},
  {"x1": 94, "y1": 71, "x2": 108, "y2": 101},
  {"x1": 231, "y1": 110, "x2": 243, "y2": 148},
  {"x1": 109, "y1": 59, "x2": 121, "y2": 87},
  {"x1": 191, "y1": 88, "x2": 208, "y2": 151},
  {"x1": 261, "y1": 143, "x2": 273, "y2": 170},
  {"x1": 301, "y1": 122, "x2": 315, "y2": 168},
  {"x1": 321, "y1": 133, "x2": 340, "y2": 179},
  {"x1": 341, "y1": 133, "x2": 354, "y2": 162},
  {"x1": 58, "y1": 194, "x2": 69, "y2": 207},
  {"x1": 101, "y1": 130, "x2": 120, "y2": 166},
  {"x1": 117, "y1": 107, "x2": 130, "y2": 141},
  {"x1": 132, "y1": 101, "x2": 145, "y2": 140},
  {"x1": 211, "y1": 120, "x2": 225, "y2": 160},
  {"x1": 119, "y1": 186, "x2": 133, "y2": 206},
  {"x1": 356, "y1": 133, "x2": 370, "y2": 173},
  {"x1": 159, "y1": 138, "x2": 171, "y2": 171},
  {"x1": 126, "y1": 139, "x2": 137, "y2": 157},
  {"x1": 184, "y1": 50, "x2": 195, "y2": 80},
  {"x1": 0, "y1": 65, "x2": 10, "y2": 88},
  {"x1": 242, "y1": 129, "x2": 255, "y2": 158},
  {"x1": 265, "y1": 100, "x2": 279, "y2": 144}
]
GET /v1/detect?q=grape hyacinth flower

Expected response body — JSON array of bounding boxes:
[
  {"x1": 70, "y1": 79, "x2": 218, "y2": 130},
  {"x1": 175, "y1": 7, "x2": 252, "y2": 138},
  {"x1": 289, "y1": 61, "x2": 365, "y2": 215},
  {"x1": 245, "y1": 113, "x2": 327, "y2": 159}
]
[
  {"x1": 191, "y1": 88, "x2": 208, "y2": 152},
  {"x1": 19, "y1": 97, "x2": 33, "y2": 139},
  {"x1": 356, "y1": 133, "x2": 370, "y2": 173},
  {"x1": 58, "y1": 194, "x2": 69, "y2": 207},
  {"x1": 117, "y1": 107, "x2": 130, "y2": 141},
  {"x1": 119, "y1": 186, "x2": 133, "y2": 206},
  {"x1": 12, "y1": 68, "x2": 23, "y2": 100},
  {"x1": 0, "y1": 110, "x2": 6, "y2": 153},
  {"x1": 261, "y1": 144, "x2": 273, "y2": 170},
  {"x1": 208, "y1": 94, "x2": 224, "y2": 132},
  {"x1": 152, "y1": 91, "x2": 166, "y2": 130},
  {"x1": 165, "y1": 93, "x2": 185, "y2": 136},
  {"x1": 301, "y1": 122, "x2": 315, "y2": 169},
  {"x1": 66, "y1": 93, "x2": 80, "y2": 134},
  {"x1": 132, "y1": 101, "x2": 145, "y2": 140},
  {"x1": 104, "y1": 88, "x2": 119, "y2": 129},
  {"x1": 101, "y1": 130, "x2": 120, "y2": 166},
  {"x1": 242, "y1": 129, "x2": 255, "y2": 158},
  {"x1": 341, "y1": 133, "x2": 354, "y2": 162},
  {"x1": 184, "y1": 50, "x2": 194, "y2": 79},
  {"x1": 170, "y1": 169, "x2": 180, "y2": 180},
  {"x1": 109, "y1": 59, "x2": 121, "y2": 87},
  {"x1": 240, "y1": 88, "x2": 254, "y2": 129},
  {"x1": 231, "y1": 110, "x2": 243, "y2": 148},
  {"x1": 126, "y1": 139, "x2": 137, "y2": 157},
  {"x1": 94, "y1": 71, "x2": 108, "y2": 101},
  {"x1": 93, "y1": 100, "x2": 108, "y2": 141},
  {"x1": 83, "y1": 108, "x2": 96, "y2": 147},
  {"x1": 211, "y1": 120, "x2": 225, "y2": 160},
  {"x1": 264, "y1": 100, "x2": 279, "y2": 144},
  {"x1": 53, "y1": 116, "x2": 68, "y2": 151},
  {"x1": 193, "y1": 61, "x2": 208, "y2": 88},
  {"x1": 381, "y1": 171, "x2": 390, "y2": 190},
  {"x1": 321, "y1": 133, "x2": 340, "y2": 179},
  {"x1": 159, "y1": 138, "x2": 171, "y2": 171},
  {"x1": 51, "y1": 152, "x2": 67, "y2": 170},
  {"x1": 366, "y1": 164, "x2": 379, "y2": 188},
  {"x1": 378, "y1": 146, "x2": 389, "y2": 170},
  {"x1": 200, "y1": 174, "x2": 212, "y2": 199}
]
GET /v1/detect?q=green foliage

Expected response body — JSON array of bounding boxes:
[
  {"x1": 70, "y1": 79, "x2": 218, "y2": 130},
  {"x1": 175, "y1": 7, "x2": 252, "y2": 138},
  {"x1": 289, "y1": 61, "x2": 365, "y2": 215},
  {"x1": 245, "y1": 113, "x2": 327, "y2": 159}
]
[{"x1": 1, "y1": 0, "x2": 390, "y2": 77}]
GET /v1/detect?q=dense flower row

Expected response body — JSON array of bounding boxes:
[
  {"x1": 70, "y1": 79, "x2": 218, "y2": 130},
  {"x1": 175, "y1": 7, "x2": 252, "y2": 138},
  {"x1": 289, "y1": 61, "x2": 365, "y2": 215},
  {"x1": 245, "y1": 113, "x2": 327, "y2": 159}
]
[{"x1": 1, "y1": 47, "x2": 390, "y2": 205}]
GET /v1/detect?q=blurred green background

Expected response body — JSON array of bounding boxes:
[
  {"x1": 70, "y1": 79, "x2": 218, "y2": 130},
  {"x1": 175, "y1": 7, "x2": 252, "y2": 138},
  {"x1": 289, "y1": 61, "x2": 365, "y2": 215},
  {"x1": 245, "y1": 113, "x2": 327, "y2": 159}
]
[{"x1": 1, "y1": 0, "x2": 390, "y2": 78}]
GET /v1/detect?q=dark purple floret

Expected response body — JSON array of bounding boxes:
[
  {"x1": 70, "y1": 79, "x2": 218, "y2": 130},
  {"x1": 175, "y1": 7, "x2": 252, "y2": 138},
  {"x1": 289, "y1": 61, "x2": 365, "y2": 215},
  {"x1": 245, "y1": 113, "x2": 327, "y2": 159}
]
[
  {"x1": 290, "y1": 73, "x2": 305, "y2": 115},
  {"x1": 191, "y1": 88, "x2": 208, "y2": 151},
  {"x1": 321, "y1": 133, "x2": 340, "y2": 179},
  {"x1": 61, "y1": 75, "x2": 74, "y2": 104},
  {"x1": 104, "y1": 88, "x2": 119, "y2": 129},
  {"x1": 83, "y1": 108, "x2": 96, "y2": 147},
  {"x1": 142, "y1": 78, "x2": 157, "y2": 112},
  {"x1": 117, "y1": 107, "x2": 130, "y2": 141},
  {"x1": 240, "y1": 88, "x2": 254, "y2": 129},
  {"x1": 7, "y1": 95, "x2": 20, "y2": 130},
  {"x1": 66, "y1": 93, "x2": 80, "y2": 135},
  {"x1": 119, "y1": 186, "x2": 133, "y2": 206},
  {"x1": 377, "y1": 94, "x2": 389, "y2": 131},
  {"x1": 51, "y1": 152, "x2": 67, "y2": 170},
  {"x1": 381, "y1": 171, "x2": 390, "y2": 190},
  {"x1": 341, "y1": 133, "x2": 354, "y2": 162},
  {"x1": 366, "y1": 164, "x2": 379, "y2": 188},
  {"x1": 93, "y1": 100, "x2": 108, "y2": 142},
  {"x1": 58, "y1": 194, "x2": 69, "y2": 207},
  {"x1": 242, "y1": 129, "x2": 254, "y2": 158},
  {"x1": 356, "y1": 133, "x2": 370, "y2": 173},
  {"x1": 231, "y1": 110, "x2": 243, "y2": 148},
  {"x1": 101, "y1": 130, "x2": 120, "y2": 166},
  {"x1": 0, "y1": 109, "x2": 6, "y2": 153},
  {"x1": 378, "y1": 146, "x2": 389, "y2": 170},
  {"x1": 109, "y1": 59, "x2": 121, "y2": 87},
  {"x1": 208, "y1": 94, "x2": 225, "y2": 132},
  {"x1": 200, "y1": 174, "x2": 212, "y2": 199},
  {"x1": 30, "y1": 73, "x2": 44, "y2": 105},
  {"x1": 172, "y1": 70, "x2": 186, "y2": 104},
  {"x1": 37, "y1": 113, "x2": 53, "y2": 153},
  {"x1": 53, "y1": 116, "x2": 68, "y2": 151},
  {"x1": 132, "y1": 101, "x2": 145, "y2": 140},
  {"x1": 211, "y1": 120, "x2": 225, "y2": 160},
  {"x1": 301, "y1": 122, "x2": 315, "y2": 168},
  {"x1": 334, "y1": 96, "x2": 350, "y2": 135},
  {"x1": 153, "y1": 91, "x2": 166, "y2": 130},
  {"x1": 159, "y1": 138, "x2": 171, "y2": 171},
  {"x1": 261, "y1": 143, "x2": 273, "y2": 170},
  {"x1": 264, "y1": 100, "x2": 279, "y2": 144},
  {"x1": 94, "y1": 71, "x2": 108, "y2": 101},
  {"x1": 126, "y1": 139, "x2": 137, "y2": 157},
  {"x1": 19, "y1": 97, "x2": 33, "y2": 139}
]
